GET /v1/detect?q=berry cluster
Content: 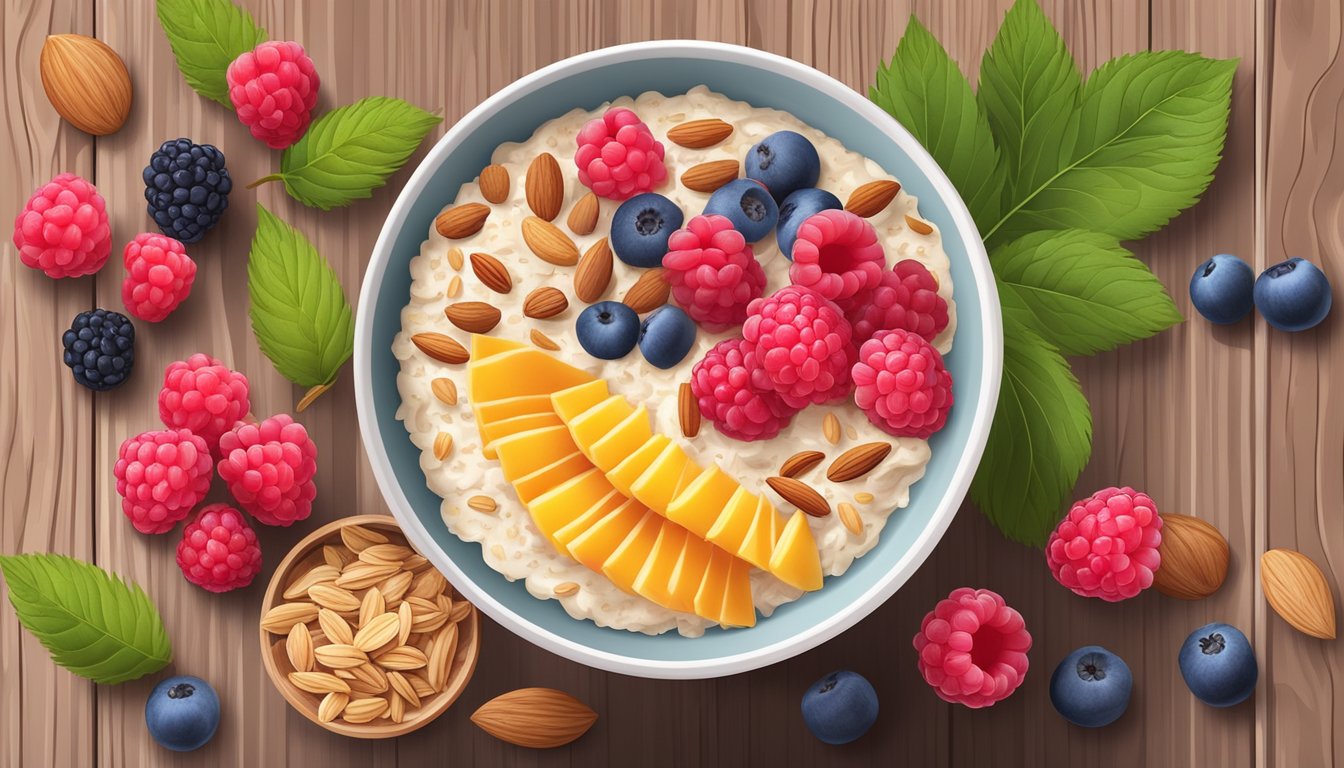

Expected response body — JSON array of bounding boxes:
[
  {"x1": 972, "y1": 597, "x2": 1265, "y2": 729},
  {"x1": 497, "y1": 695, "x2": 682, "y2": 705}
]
[
  {"x1": 226, "y1": 41, "x2": 320, "y2": 150},
  {"x1": 575, "y1": 107, "x2": 667, "y2": 200},
  {"x1": 1046, "y1": 487, "x2": 1163, "y2": 602}
]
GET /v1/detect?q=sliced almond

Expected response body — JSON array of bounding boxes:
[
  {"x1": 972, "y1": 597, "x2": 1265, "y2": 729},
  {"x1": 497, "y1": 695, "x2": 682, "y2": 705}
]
[
  {"x1": 447, "y1": 247, "x2": 465, "y2": 271},
  {"x1": 467, "y1": 495, "x2": 497, "y2": 513},
  {"x1": 574, "y1": 237, "x2": 613, "y2": 303},
  {"x1": 446, "y1": 274, "x2": 463, "y2": 299},
  {"x1": 521, "y1": 216, "x2": 579, "y2": 266},
  {"x1": 435, "y1": 203, "x2": 489, "y2": 239},
  {"x1": 353, "y1": 612, "x2": 401, "y2": 652},
  {"x1": 345, "y1": 662, "x2": 389, "y2": 695},
  {"x1": 431, "y1": 377, "x2": 458, "y2": 405},
  {"x1": 448, "y1": 600, "x2": 473, "y2": 624},
  {"x1": 844, "y1": 180, "x2": 901, "y2": 218},
  {"x1": 444, "y1": 301, "x2": 502, "y2": 333},
  {"x1": 530, "y1": 328, "x2": 560, "y2": 351},
  {"x1": 525, "y1": 152, "x2": 564, "y2": 221},
  {"x1": 838, "y1": 502, "x2": 863, "y2": 535},
  {"x1": 680, "y1": 159, "x2": 739, "y2": 193},
  {"x1": 341, "y1": 696, "x2": 388, "y2": 724},
  {"x1": 388, "y1": 691, "x2": 406, "y2": 723},
  {"x1": 359, "y1": 587, "x2": 387, "y2": 628},
  {"x1": 905, "y1": 214, "x2": 934, "y2": 235},
  {"x1": 822, "y1": 412, "x2": 841, "y2": 445},
  {"x1": 854, "y1": 491, "x2": 875, "y2": 504},
  {"x1": 318, "y1": 692, "x2": 349, "y2": 723},
  {"x1": 622, "y1": 267, "x2": 670, "y2": 314},
  {"x1": 567, "y1": 191, "x2": 600, "y2": 235},
  {"x1": 469, "y1": 252, "x2": 512, "y2": 294},
  {"x1": 261, "y1": 602, "x2": 319, "y2": 634},
  {"x1": 314, "y1": 644, "x2": 370, "y2": 669},
  {"x1": 780, "y1": 450, "x2": 825, "y2": 478},
  {"x1": 286, "y1": 623, "x2": 315, "y2": 672},
  {"x1": 283, "y1": 564, "x2": 340, "y2": 600},
  {"x1": 309, "y1": 584, "x2": 363, "y2": 613},
  {"x1": 478, "y1": 164, "x2": 509, "y2": 204},
  {"x1": 403, "y1": 554, "x2": 432, "y2": 573},
  {"x1": 827, "y1": 442, "x2": 892, "y2": 482},
  {"x1": 679, "y1": 382, "x2": 700, "y2": 438},
  {"x1": 408, "y1": 673, "x2": 437, "y2": 699},
  {"x1": 554, "y1": 582, "x2": 579, "y2": 597},
  {"x1": 318, "y1": 608, "x2": 355, "y2": 645},
  {"x1": 523, "y1": 286, "x2": 569, "y2": 319},
  {"x1": 766, "y1": 476, "x2": 831, "y2": 517},
  {"x1": 411, "y1": 332, "x2": 469, "y2": 365},
  {"x1": 433, "y1": 432, "x2": 453, "y2": 461},
  {"x1": 289, "y1": 671, "x2": 351, "y2": 695},
  {"x1": 667, "y1": 118, "x2": 733, "y2": 148},
  {"x1": 341, "y1": 525, "x2": 388, "y2": 552},
  {"x1": 427, "y1": 623, "x2": 458, "y2": 691}
]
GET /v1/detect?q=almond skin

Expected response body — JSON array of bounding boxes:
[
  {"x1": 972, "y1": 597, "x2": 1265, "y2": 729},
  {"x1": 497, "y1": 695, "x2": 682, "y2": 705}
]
[
  {"x1": 40, "y1": 34, "x2": 132, "y2": 136},
  {"x1": 679, "y1": 382, "x2": 700, "y2": 438},
  {"x1": 766, "y1": 476, "x2": 831, "y2": 517},
  {"x1": 681, "y1": 159, "x2": 740, "y2": 193},
  {"x1": 523, "y1": 286, "x2": 569, "y2": 319},
  {"x1": 567, "y1": 192, "x2": 600, "y2": 235},
  {"x1": 666, "y1": 118, "x2": 734, "y2": 148},
  {"x1": 471, "y1": 687, "x2": 598, "y2": 749},
  {"x1": 470, "y1": 252, "x2": 512, "y2": 294},
  {"x1": 411, "y1": 333, "x2": 469, "y2": 364},
  {"x1": 574, "y1": 238, "x2": 613, "y2": 303},
  {"x1": 1262, "y1": 548, "x2": 1337, "y2": 639},
  {"x1": 1153, "y1": 513, "x2": 1229, "y2": 600},
  {"x1": 521, "y1": 216, "x2": 580, "y2": 266},
  {"x1": 622, "y1": 268, "x2": 671, "y2": 313},
  {"x1": 525, "y1": 152, "x2": 564, "y2": 221},
  {"x1": 845, "y1": 179, "x2": 902, "y2": 217},
  {"x1": 444, "y1": 301, "x2": 502, "y2": 333},
  {"x1": 435, "y1": 203, "x2": 490, "y2": 239},
  {"x1": 779, "y1": 450, "x2": 825, "y2": 479},
  {"x1": 479, "y1": 164, "x2": 510, "y2": 203},
  {"x1": 826, "y1": 442, "x2": 892, "y2": 482}
]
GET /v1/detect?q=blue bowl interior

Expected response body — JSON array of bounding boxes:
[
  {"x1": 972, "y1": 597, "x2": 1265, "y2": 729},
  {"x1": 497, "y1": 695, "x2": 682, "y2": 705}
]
[{"x1": 369, "y1": 57, "x2": 986, "y2": 663}]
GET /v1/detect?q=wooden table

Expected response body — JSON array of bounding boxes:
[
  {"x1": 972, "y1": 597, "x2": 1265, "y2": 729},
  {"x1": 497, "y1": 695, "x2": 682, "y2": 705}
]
[{"x1": 1, "y1": 0, "x2": 1334, "y2": 765}]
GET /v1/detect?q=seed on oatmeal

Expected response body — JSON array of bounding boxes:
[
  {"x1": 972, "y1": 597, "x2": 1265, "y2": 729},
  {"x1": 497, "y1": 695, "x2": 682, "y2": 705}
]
[
  {"x1": 431, "y1": 377, "x2": 458, "y2": 405},
  {"x1": 678, "y1": 382, "x2": 700, "y2": 438},
  {"x1": 554, "y1": 582, "x2": 580, "y2": 597},
  {"x1": 467, "y1": 495, "x2": 497, "y2": 513},
  {"x1": 822, "y1": 413, "x2": 841, "y2": 445},
  {"x1": 854, "y1": 491, "x2": 875, "y2": 505},
  {"x1": 905, "y1": 213, "x2": 934, "y2": 235},
  {"x1": 525, "y1": 152, "x2": 564, "y2": 221},
  {"x1": 567, "y1": 191, "x2": 600, "y2": 235},
  {"x1": 446, "y1": 274, "x2": 463, "y2": 298},
  {"x1": 523, "y1": 286, "x2": 569, "y2": 319},
  {"x1": 433, "y1": 432, "x2": 453, "y2": 461},
  {"x1": 838, "y1": 502, "x2": 863, "y2": 535},
  {"x1": 490, "y1": 544, "x2": 506, "y2": 560},
  {"x1": 446, "y1": 246, "x2": 464, "y2": 271},
  {"x1": 469, "y1": 252, "x2": 513, "y2": 294},
  {"x1": 845, "y1": 424, "x2": 859, "y2": 441},
  {"x1": 434, "y1": 202, "x2": 489, "y2": 239},
  {"x1": 478, "y1": 164, "x2": 509, "y2": 204},
  {"x1": 411, "y1": 332, "x2": 469, "y2": 365},
  {"x1": 530, "y1": 328, "x2": 560, "y2": 351}
]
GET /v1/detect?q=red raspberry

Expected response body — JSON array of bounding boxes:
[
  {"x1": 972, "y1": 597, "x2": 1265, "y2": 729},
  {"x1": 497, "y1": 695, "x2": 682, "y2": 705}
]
[
  {"x1": 226, "y1": 41, "x2": 320, "y2": 149},
  {"x1": 120, "y1": 233, "x2": 196, "y2": 322},
  {"x1": 788, "y1": 209, "x2": 884, "y2": 302},
  {"x1": 663, "y1": 214, "x2": 767, "y2": 332},
  {"x1": 159, "y1": 354, "x2": 252, "y2": 456},
  {"x1": 1046, "y1": 487, "x2": 1163, "y2": 602},
  {"x1": 913, "y1": 587, "x2": 1032, "y2": 708},
  {"x1": 12, "y1": 172, "x2": 112, "y2": 278},
  {"x1": 841, "y1": 259, "x2": 950, "y2": 344},
  {"x1": 113, "y1": 428, "x2": 214, "y2": 535},
  {"x1": 742, "y1": 285, "x2": 854, "y2": 408},
  {"x1": 851, "y1": 329, "x2": 953, "y2": 438},
  {"x1": 574, "y1": 107, "x2": 667, "y2": 200},
  {"x1": 217, "y1": 414, "x2": 318, "y2": 527},
  {"x1": 691, "y1": 338, "x2": 797, "y2": 442},
  {"x1": 176, "y1": 504, "x2": 262, "y2": 593}
]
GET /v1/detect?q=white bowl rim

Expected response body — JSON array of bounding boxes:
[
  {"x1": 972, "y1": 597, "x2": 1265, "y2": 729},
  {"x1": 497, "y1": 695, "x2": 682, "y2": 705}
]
[{"x1": 355, "y1": 40, "x2": 1002, "y2": 679}]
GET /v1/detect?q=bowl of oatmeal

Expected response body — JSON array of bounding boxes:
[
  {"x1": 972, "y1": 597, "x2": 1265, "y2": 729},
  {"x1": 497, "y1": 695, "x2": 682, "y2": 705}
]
[{"x1": 355, "y1": 41, "x2": 1001, "y2": 678}]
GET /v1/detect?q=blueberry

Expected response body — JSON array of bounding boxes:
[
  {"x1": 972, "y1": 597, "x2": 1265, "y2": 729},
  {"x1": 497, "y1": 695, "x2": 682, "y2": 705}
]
[
  {"x1": 638, "y1": 305, "x2": 697, "y2": 369},
  {"x1": 1049, "y1": 646, "x2": 1132, "y2": 728},
  {"x1": 800, "y1": 670, "x2": 878, "y2": 745},
  {"x1": 1253, "y1": 257, "x2": 1332, "y2": 331},
  {"x1": 611, "y1": 193, "x2": 683, "y2": 267},
  {"x1": 1189, "y1": 254, "x2": 1255, "y2": 324},
  {"x1": 576, "y1": 301, "x2": 641, "y2": 360},
  {"x1": 1179, "y1": 622, "x2": 1258, "y2": 707},
  {"x1": 776, "y1": 188, "x2": 842, "y2": 259},
  {"x1": 745, "y1": 130, "x2": 821, "y2": 203},
  {"x1": 145, "y1": 675, "x2": 220, "y2": 752},
  {"x1": 704, "y1": 179, "x2": 778, "y2": 243}
]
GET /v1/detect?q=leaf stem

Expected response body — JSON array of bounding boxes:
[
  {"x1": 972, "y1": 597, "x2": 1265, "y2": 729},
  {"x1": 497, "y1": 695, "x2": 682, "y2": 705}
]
[
  {"x1": 248, "y1": 173, "x2": 283, "y2": 190},
  {"x1": 295, "y1": 381, "x2": 334, "y2": 413}
]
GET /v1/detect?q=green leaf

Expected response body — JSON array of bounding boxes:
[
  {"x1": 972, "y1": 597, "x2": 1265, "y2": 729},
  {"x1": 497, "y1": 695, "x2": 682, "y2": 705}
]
[
  {"x1": 985, "y1": 51, "x2": 1237, "y2": 245},
  {"x1": 870, "y1": 16, "x2": 1005, "y2": 233},
  {"x1": 265, "y1": 97, "x2": 442, "y2": 210},
  {"x1": 248, "y1": 204, "x2": 354, "y2": 387},
  {"x1": 155, "y1": 0, "x2": 266, "y2": 108},
  {"x1": 993, "y1": 230, "x2": 1183, "y2": 355},
  {"x1": 970, "y1": 315, "x2": 1093, "y2": 546},
  {"x1": 0, "y1": 554, "x2": 172, "y2": 685}
]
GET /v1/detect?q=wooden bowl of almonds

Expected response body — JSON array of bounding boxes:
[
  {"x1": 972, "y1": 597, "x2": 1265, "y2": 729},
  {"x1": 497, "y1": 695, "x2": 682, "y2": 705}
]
[{"x1": 259, "y1": 515, "x2": 480, "y2": 738}]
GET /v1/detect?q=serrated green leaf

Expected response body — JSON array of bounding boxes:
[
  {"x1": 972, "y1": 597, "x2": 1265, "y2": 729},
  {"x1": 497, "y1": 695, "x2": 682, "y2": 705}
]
[
  {"x1": 870, "y1": 16, "x2": 1005, "y2": 234},
  {"x1": 268, "y1": 97, "x2": 442, "y2": 210},
  {"x1": 0, "y1": 554, "x2": 172, "y2": 685},
  {"x1": 970, "y1": 315, "x2": 1093, "y2": 546},
  {"x1": 155, "y1": 0, "x2": 266, "y2": 108},
  {"x1": 248, "y1": 204, "x2": 354, "y2": 387},
  {"x1": 993, "y1": 230, "x2": 1183, "y2": 355}
]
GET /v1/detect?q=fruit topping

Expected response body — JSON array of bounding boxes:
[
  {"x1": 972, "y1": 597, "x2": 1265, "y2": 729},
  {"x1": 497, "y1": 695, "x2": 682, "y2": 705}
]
[
  {"x1": 851, "y1": 328, "x2": 952, "y2": 438},
  {"x1": 226, "y1": 41, "x2": 320, "y2": 149},
  {"x1": 1045, "y1": 486, "x2": 1163, "y2": 601},
  {"x1": 913, "y1": 587, "x2": 1031, "y2": 708},
  {"x1": 743, "y1": 285, "x2": 854, "y2": 408},
  {"x1": 12, "y1": 172, "x2": 112, "y2": 278},
  {"x1": 744, "y1": 130, "x2": 820, "y2": 203},
  {"x1": 841, "y1": 259, "x2": 949, "y2": 344},
  {"x1": 142, "y1": 138, "x2": 232, "y2": 244},
  {"x1": 574, "y1": 107, "x2": 667, "y2": 200},
  {"x1": 576, "y1": 301, "x2": 641, "y2": 360},
  {"x1": 176, "y1": 503, "x2": 262, "y2": 592},
  {"x1": 62, "y1": 308, "x2": 134, "y2": 391},
  {"x1": 703, "y1": 178, "x2": 778, "y2": 243},
  {"x1": 217, "y1": 414, "x2": 318, "y2": 527},
  {"x1": 158, "y1": 354, "x2": 251, "y2": 455},
  {"x1": 114, "y1": 428, "x2": 213, "y2": 534},
  {"x1": 610, "y1": 192, "x2": 683, "y2": 267},
  {"x1": 663, "y1": 214, "x2": 767, "y2": 332},
  {"x1": 121, "y1": 233, "x2": 197, "y2": 322},
  {"x1": 638, "y1": 305, "x2": 697, "y2": 369},
  {"x1": 690, "y1": 337, "x2": 796, "y2": 441},
  {"x1": 788, "y1": 209, "x2": 884, "y2": 302},
  {"x1": 776, "y1": 187, "x2": 841, "y2": 260}
]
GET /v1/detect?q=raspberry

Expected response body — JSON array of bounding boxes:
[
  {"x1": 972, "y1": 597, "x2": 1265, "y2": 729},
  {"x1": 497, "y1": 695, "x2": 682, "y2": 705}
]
[
  {"x1": 114, "y1": 429, "x2": 214, "y2": 535},
  {"x1": 851, "y1": 329, "x2": 953, "y2": 438},
  {"x1": 217, "y1": 414, "x2": 318, "y2": 527},
  {"x1": 158, "y1": 354, "x2": 252, "y2": 455},
  {"x1": 691, "y1": 338, "x2": 797, "y2": 442},
  {"x1": 176, "y1": 504, "x2": 262, "y2": 592},
  {"x1": 226, "y1": 41, "x2": 321, "y2": 149},
  {"x1": 788, "y1": 209, "x2": 884, "y2": 302},
  {"x1": 841, "y1": 259, "x2": 950, "y2": 344},
  {"x1": 913, "y1": 587, "x2": 1032, "y2": 708},
  {"x1": 574, "y1": 107, "x2": 667, "y2": 200},
  {"x1": 121, "y1": 233, "x2": 197, "y2": 322},
  {"x1": 662, "y1": 214, "x2": 768, "y2": 332},
  {"x1": 1046, "y1": 487, "x2": 1163, "y2": 602},
  {"x1": 742, "y1": 285, "x2": 854, "y2": 408},
  {"x1": 12, "y1": 172, "x2": 112, "y2": 278}
]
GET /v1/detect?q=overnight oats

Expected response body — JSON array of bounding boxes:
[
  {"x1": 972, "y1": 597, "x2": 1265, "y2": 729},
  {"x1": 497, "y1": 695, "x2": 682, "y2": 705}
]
[{"x1": 393, "y1": 86, "x2": 956, "y2": 637}]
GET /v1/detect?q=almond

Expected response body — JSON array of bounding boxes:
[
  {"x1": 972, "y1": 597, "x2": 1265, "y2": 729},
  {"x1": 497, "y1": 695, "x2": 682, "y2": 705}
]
[
  {"x1": 838, "y1": 502, "x2": 863, "y2": 535},
  {"x1": 283, "y1": 564, "x2": 340, "y2": 600},
  {"x1": 821, "y1": 412, "x2": 841, "y2": 444},
  {"x1": 375, "y1": 646, "x2": 429, "y2": 671},
  {"x1": 574, "y1": 238, "x2": 613, "y2": 303},
  {"x1": 359, "y1": 544, "x2": 413, "y2": 567},
  {"x1": 286, "y1": 623, "x2": 315, "y2": 672},
  {"x1": 622, "y1": 268, "x2": 670, "y2": 313},
  {"x1": 433, "y1": 432, "x2": 453, "y2": 461},
  {"x1": 336, "y1": 562, "x2": 402, "y2": 590},
  {"x1": 427, "y1": 624, "x2": 458, "y2": 691},
  {"x1": 1262, "y1": 548, "x2": 1337, "y2": 639},
  {"x1": 1153, "y1": 513, "x2": 1229, "y2": 600},
  {"x1": 681, "y1": 159, "x2": 740, "y2": 193},
  {"x1": 905, "y1": 213, "x2": 934, "y2": 235},
  {"x1": 666, "y1": 118, "x2": 733, "y2": 148},
  {"x1": 314, "y1": 644, "x2": 370, "y2": 669},
  {"x1": 431, "y1": 377, "x2": 458, "y2": 405},
  {"x1": 353, "y1": 612, "x2": 402, "y2": 652},
  {"x1": 845, "y1": 180, "x2": 902, "y2": 218},
  {"x1": 469, "y1": 252, "x2": 512, "y2": 294},
  {"x1": 317, "y1": 692, "x2": 349, "y2": 723},
  {"x1": 826, "y1": 442, "x2": 892, "y2": 482},
  {"x1": 411, "y1": 332, "x2": 469, "y2": 364},
  {"x1": 318, "y1": 608, "x2": 354, "y2": 645},
  {"x1": 435, "y1": 203, "x2": 490, "y2": 239},
  {"x1": 567, "y1": 192, "x2": 600, "y2": 235},
  {"x1": 444, "y1": 301, "x2": 502, "y2": 333},
  {"x1": 40, "y1": 35, "x2": 132, "y2": 136},
  {"x1": 766, "y1": 476, "x2": 831, "y2": 517},
  {"x1": 446, "y1": 275, "x2": 463, "y2": 298},
  {"x1": 478, "y1": 164, "x2": 510, "y2": 203},
  {"x1": 341, "y1": 696, "x2": 388, "y2": 724},
  {"x1": 679, "y1": 382, "x2": 700, "y2": 438},
  {"x1": 523, "y1": 286, "x2": 569, "y2": 319},
  {"x1": 467, "y1": 495, "x2": 497, "y2": 513},
  {"x1": 779, "y1": 450, "x2": 825, "y2": 478},
  {"x1": 341, "y1": 525, "x2": 388, "y2": 551},
  {"x1": 388, "y1": 670, "x2": 422, "y2": 709},
  {"x1": 308, "y1": 584, "x2": 363, "y2": 613},
  {"x1": 345, "y1": 662, "x2": 389, "y2": 695},
  {"x1": 289, "y1": 671, "x2": 351, "y2": 695},
  {"x1": 530, "y1": 329, "x2": 561, "y2": 351},
  {"x1": 521, "y1": 216, "x2": 579, "y2": 266},
  {"x1": 381, "y1": 571, "x2": 414, "y2": 605},
  {"x1": 358, "y1": 587, "x2": 388, "y2": 625},
  {"x1": 471, "y1": 688, "x2": 598, "y2": 749},
  {"x1": 525, "y1": 152, "x2": 564, "y2": 221},
  {"x1": 261, "y1": 602, "x2": 319, "y2": 634}
]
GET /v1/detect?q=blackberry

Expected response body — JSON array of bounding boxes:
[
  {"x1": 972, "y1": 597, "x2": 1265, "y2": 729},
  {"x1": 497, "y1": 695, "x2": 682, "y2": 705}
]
[
  {"x1": 62, "y1": 309, "x2": 135, "y2": 391},
  {"x1": 142, "y1": 138, "x2": 232, "y2": 244}
]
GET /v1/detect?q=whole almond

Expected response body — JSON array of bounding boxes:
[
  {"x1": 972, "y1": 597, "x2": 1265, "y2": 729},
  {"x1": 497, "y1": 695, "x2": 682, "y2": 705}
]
[
  {"x1": 411, "y1": 333, "x2": 469, "y2": 364},
  {"x1": 289, "y1": 671, "x2": 351, "y2": 695},
  {"x1": 523, "y1": 286, "x2": 569, "y2": 319},
  {"x1": 845, "y1": 180, "x2": 902, "y2": 218},
  {"x1": 444, "y1": 301, "x2": 502, "y2": 333},
  {"x1": 381, "y1": 571, "x2": 414, "y2": 604},
  {"x1": 471, "y1": 688, "x2": 598, "y2": 749},
  {"x1": 341, "y1": 525, "x2": 388, "y2": 551},
  {"x1": 469, "y1": 252, "x2": 512, "y2": 294},
  {"x1": 780, "y1": 450, "x2": 825, "y2": 479},
  {"x1": 905, "y1": 214, "x2": 934, "y2": 235},
  {"x1": 567, "y1": 192, "x2": 600, "y2": 235},
  {"x1": 521, "y1": 216, "x2": 579, "y2": 266},
  {"x1": 766, "y1": 476, "x2": 831, "y2": 517},
  {"x1": 341, "y1": 696, "x2": 388, "y2": 724},
  {"x1": 478, "y1": 164, "x2": 510, "y2": 203},
  {"x1": 433, "y1": 432, "x2": 453, "y2": 461},
  {"x1": 431, "y1": 377, "x2": 458, "y2": 405},
  {"x1": 397, "y1": 601, "x2": 414, "y2": 645},
  {"x1": 574, "y1": 238, "x2": 613, "y2": 303},
  {"x1": 314, "y1": 644, "x2": 370, "y2": 670},
  {"x1": 40, "y1": 35, "x2": 133, "y2": 136},
  {"x1": 679, "y1": 382, "x2": 700, "y2": 438},
  {"x1": 681, "y1": 159, "x2": 740, "y2": 193},
  {"x1": 667, "y1": 118, "x2": 733, "y2": 148},
  {"x1": 435, "y1": 203, "x2": 490, "y2": 239},
  {"x1": 286, "y1": 623, "x2": 315, "y2": 672},
  {"x1": 359, "y1": 587, "x2": 387, "y2": 627},
  {"x1": 376, "y1": 646, "x2": 429, "y2": 671},
  {"x1": 353, "y1": 612, "x2": 402, "y2": 652},
  {"x1": 1153, "y1": 513, "x2": 1229, "y2": 600},
  {"x1": 318, "y1": 692, "x2": 349, "y2": 723},
  {"x1": 283, "y1": 564, "x2": 340, "y2": 600},
  {"x1": 530, "y1": 329, "x2": 561, "y2": 351},
  {"x1": 309, "y1": 584, "x2": 363, "y2": 613},
  {"x1": 622, "y1": 268, "x2": 671, "y2": 313},
  {"x1": 1261, "y1": 548, "x2": 1337, "y2": 639},
  {"x1": 389, "y1": 691, "x2": 408, "y2": 724},
  {"x1": 388, "y1": 670, "x2": 422, "y2": 709},
  {"x1": 261, "y1": 602, "x2": 319, "y2": 634},
  {"x1": 525, "y1": 152, "x2": 564, "y2": 221},
  {"x1": 318, "y1": 608, "x2": 355, "y2": 646},
  {"x1": 826, "y1": 442, "x2": 892, "y2": 482},
  {"x1": 427, "y1": 624, "x2": 458, "y2": 691},
  {"x1": 336, "y1": 562, "x2": 402, "y2": 590}
]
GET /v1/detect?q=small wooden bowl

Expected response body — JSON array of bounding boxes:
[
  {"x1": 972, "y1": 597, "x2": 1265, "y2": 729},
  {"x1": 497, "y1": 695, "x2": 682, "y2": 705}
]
[{"x1": 259, "y1": 515, "x2": 479, "y2": 738}]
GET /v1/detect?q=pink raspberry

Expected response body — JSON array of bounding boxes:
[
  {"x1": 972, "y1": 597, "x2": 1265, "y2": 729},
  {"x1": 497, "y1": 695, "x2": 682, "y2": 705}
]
[
  {"x1": 574, "y1": 107, "x2": 667, "y2": 200},
  {"x1": 663, "y1": 214, "x2": 768, "y2": 332},
  {"x1": 226, "y1": 41, "x2": 321, "y2": 149},
  {"x1": 913, "y1": 587, "x2": 1032, "y2": 708},
  {"x1": 841, "y1": 259, "x2": 950, "y2": 344},
  {"x1": 120, "y1": 233, "x2": 196, "y2": 322},
  {"x1": 12, "y1": 172, "x2": 112, "y2": 278},
  {"x1": 1046, "y1": 487, "x2": 1163, "y2": 602},
  {"x1": 851, "y1": 329, "x2": 953, "y2": 438},
  {"x1": 690, "y1": 338, "x2": 798, "y2": 442},
  {"x1": 217, "y1": 414, "x2": 318, "y2": 527},
  {"x1": 113, "y1": 429, "x2": 214, "y2": 535},
  {"x1": 176, "y1": 504, "x2": 262, "y2": 593},
  {"x1": 742, "y1": 285, "x2": 854, "y2": 408},
  {"x1": 159, "y1": 354, "x2": 252, "y2": 456},
  {"x1": 788, "y1": 209, "x2": 884, "y2": 302}
]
